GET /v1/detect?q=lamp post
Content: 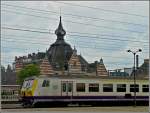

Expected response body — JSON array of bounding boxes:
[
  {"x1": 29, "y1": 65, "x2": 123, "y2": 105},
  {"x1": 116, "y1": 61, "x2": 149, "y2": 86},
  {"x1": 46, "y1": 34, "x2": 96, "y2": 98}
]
[{"x1": 127, "y1": 49, "x2": 142, "y2": 107}]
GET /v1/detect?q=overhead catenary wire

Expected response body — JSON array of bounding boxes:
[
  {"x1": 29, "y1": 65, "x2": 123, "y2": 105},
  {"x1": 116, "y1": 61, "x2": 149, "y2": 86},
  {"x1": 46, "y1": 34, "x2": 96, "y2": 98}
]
[
  {"x1": 3, "y1": 46, "x2": 145, "y2": 64},
  {"x1": 2, "y1": 26, "x2": 148, "y2": 54},
  {"x1": 1, "y1": 32, "x2": 148, "y2": 46},
  {"x1": 54, "y1": 1, "x2": 148, "y2": 18},
  {"x1": 2, "y1": 24, "x2": 149, "y2": 44},
  {"x1": 1, "y1": 9, "x2": 146, "y2": 34},
  {"x1": 2, "y1": 39, "x2": 130, "y2": 52},
  {"x1": 1, "y1": 34, "x2": 148, "y2": 50},
  {"x1": 2, "y1": 39, "x2": 147, "y2": 55},
  {"x1": 1, "y1": 3, "x2": 148, "y2": 27},
  {"x1": 2, "y1": 37, "x2": 148, "y2": 55},
  {"x1": 1, "y1": 46, "x2": 136, "y2": 60},
  {"x1": 1, "y1": 26, "x2": 148, "y2": 44}
]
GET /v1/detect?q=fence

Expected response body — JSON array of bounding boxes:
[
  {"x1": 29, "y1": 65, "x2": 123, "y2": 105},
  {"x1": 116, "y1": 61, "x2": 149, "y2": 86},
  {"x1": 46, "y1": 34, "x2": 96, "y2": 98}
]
[{"x1": 1, "y1": 85, "x2": 21, "y2": 102}]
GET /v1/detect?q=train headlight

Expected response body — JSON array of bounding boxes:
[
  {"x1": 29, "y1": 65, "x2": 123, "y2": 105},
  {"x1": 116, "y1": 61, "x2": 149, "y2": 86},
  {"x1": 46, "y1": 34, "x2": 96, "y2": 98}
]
[{"x1": 26, "y1": 90, "x2": 32, "y2": 96}]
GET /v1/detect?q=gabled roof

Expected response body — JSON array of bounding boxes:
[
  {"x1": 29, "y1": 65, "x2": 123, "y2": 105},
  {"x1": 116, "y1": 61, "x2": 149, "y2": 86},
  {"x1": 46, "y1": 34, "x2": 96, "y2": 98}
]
[{"x1": 78, "y1": 55, "x2": 88, "y2": 65}]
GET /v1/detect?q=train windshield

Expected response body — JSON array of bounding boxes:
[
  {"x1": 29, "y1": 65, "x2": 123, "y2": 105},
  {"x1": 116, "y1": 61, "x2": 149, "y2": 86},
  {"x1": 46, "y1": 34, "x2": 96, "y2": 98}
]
[{"x1": 22, "y1": 79, "x2": 34, "y2": 88}]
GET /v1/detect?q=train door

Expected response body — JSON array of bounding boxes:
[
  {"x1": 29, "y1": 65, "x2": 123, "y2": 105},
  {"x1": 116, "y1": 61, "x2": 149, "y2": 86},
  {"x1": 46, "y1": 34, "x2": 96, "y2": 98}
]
[{"x1": 61, "y1": 81, "x2": 73, "y2": 98}]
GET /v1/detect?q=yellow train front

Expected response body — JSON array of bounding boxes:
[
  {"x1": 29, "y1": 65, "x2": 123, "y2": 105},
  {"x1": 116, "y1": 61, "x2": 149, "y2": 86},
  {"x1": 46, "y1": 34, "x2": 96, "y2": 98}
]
[
  {"x1": 20, "y1": 76, "x2": 38, "y2": 107},
  {"x1": 20, "y1": 75, "x2": 149, "y2": 107}
]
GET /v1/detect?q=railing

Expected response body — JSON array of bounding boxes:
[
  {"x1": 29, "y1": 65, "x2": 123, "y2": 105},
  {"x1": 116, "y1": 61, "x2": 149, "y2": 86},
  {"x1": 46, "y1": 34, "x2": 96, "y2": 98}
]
[
  {"x1": 1, "y1": 85, "x2": 21, "y2": 102},
  {"x1": 1, "y1": 94, "x2": 20, "y2": 101}
]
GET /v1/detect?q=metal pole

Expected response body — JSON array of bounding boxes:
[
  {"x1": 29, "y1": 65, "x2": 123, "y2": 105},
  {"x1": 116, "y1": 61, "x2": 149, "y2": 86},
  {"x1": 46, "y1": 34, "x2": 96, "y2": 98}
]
[
  {"x1": 127, "y1": 49, "x2": 141, "y2": 107},
  {"x1": 96, "y1": 61, "x2": 98, "y2": 76},
  {"x1": 133, "y1": 53, "x2": 136, "y2": 107}
]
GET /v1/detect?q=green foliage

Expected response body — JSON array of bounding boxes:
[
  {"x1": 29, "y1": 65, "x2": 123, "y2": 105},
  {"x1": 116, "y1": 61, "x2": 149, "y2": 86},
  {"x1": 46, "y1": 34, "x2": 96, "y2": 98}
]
[{"x1": 17, "y1": 64, "x2": 40, "y2": 84}]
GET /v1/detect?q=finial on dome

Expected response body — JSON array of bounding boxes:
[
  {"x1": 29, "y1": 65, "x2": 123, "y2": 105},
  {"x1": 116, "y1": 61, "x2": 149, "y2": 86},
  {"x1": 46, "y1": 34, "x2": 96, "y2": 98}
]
[{"x1": 55, "y1": 16, "x2": 66, "y2": 39}]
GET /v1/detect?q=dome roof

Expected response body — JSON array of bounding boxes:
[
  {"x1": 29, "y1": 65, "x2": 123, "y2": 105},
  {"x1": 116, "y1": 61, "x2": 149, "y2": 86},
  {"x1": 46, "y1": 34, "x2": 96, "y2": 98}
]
[{"x1": 47, "y1": 16, "x2": 73, "y2": 70}]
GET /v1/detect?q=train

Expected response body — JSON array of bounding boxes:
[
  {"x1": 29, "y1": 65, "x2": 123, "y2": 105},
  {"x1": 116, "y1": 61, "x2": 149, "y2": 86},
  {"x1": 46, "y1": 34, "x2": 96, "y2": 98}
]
[{"x1": 20, "y1": 75, "x2": 149, "y2": 107}]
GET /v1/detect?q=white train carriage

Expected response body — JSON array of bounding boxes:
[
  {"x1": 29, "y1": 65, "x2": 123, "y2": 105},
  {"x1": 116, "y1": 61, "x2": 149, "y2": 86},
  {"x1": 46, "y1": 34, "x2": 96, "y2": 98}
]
[{"x1": 20, "y1": 75, "x2": 149, "y2": 107}]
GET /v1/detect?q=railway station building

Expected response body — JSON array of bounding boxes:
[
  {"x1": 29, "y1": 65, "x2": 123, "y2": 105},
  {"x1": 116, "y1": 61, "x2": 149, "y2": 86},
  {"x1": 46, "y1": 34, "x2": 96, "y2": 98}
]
[{"x1": 12, "y1": 16, "x2": 149, "y2": 78}]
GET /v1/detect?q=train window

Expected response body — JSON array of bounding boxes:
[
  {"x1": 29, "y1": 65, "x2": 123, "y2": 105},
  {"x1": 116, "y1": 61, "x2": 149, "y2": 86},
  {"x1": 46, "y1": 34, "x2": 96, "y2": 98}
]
[
  {"x1": 28, "y1": 80, "x2": 34, "y2": 88},
  {"x1": 46, "y1": 80, "x2": 49, "y2": 87},
  {"x1": 130, "y1": 84, "x2": 139, "y2": 92},
  {"x1": 62, "y1": 83, "x2": 67, "y2": 92},
  {"x1": 103, "y1": 84, "x2": 113, "y2": 92},
  {"x1": 89, "y1": 83, "x2": 99, "y2": 92},
  {"x1": 68, "y1": 83, "x2": 72, "y2": 92},
  {"x1": 24, "y1": 80, "x2": 34, "y2": 88},
  {"x1": 22, "y1": 81, "x2": 28, "y2": 88},
  {"x1": 76, "y1": 83, "x2": 85, "y2": 92},
  {"x1": 142, "y1": 85, "x2": 149, "y2": 92},
  {"x1": 117, "y1": 84, "x2": 126, "y2": 92},
  {"x1": 42, "y1": 80, "x2": 49, "y2": 87}
]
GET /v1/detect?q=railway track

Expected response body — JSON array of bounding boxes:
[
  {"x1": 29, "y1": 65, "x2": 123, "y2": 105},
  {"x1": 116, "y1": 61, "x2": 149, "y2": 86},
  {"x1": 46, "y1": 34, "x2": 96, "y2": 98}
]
[
  {"x1": 2, "y1": 101, "x2": 149, "y2": 109},
  {"x1": 1, "y1": 105, "x2": 149, "y2": 112}
]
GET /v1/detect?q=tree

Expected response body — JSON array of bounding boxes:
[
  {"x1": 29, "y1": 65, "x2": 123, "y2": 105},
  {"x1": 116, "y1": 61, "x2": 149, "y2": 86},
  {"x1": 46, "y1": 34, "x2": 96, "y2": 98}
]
[{"x1": 17, "y1": 64, "x2": 40, "y2": 84}]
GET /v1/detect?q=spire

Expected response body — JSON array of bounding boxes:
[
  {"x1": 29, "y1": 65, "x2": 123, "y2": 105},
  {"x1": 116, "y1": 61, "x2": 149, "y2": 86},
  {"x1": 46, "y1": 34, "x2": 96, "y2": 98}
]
[
  {"x1": 100, "y1": 58, "x2": 103, "y2": 64},
  {"x1": 73, "y1": 46, "x2": 77, "y2": 55},
  {"x1": 55, "y1": 16, "x2": 66, "y2": 39}
]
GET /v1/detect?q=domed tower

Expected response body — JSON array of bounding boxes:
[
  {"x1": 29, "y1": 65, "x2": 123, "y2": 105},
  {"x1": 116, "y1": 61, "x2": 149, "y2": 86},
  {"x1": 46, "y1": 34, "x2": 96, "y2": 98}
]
[{"x1": 47, "y1": 16, "x2": 73, "y2": 70}]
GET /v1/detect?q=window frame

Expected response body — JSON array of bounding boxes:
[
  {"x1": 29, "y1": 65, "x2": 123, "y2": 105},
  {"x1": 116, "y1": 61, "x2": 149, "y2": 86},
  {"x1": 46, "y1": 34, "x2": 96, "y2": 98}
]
[
  {"x1": 130, "y1": 84, "x2": 139, "y2": 92},
  {"x1": 76, "y1": 83, "x2": 85, "y2": 92},
  {"x1": 142, "y1": 84, "x2": 149, "y2": 92},
  {"x1": 68, "y1": 83, "x2": 73, "y2": 92},
  {"x1": 117, "y1": 84, "x2": 126, "y2": 92},
  {"x1": 42, "y1": 80, "x2": 50, "y2": 87},
  {"x1": 89, "y1": 83, "x2": 99, "y2": 92},
  {"x1": 103, "y1": 84, "x2": 113, "y2": 92}
]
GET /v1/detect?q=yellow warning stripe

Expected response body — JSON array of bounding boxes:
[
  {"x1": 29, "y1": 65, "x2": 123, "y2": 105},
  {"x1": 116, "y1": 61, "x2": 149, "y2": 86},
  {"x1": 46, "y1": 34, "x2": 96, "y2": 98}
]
[{"x1": 31, "y1": 79, "x2": 38, "y2": 96}]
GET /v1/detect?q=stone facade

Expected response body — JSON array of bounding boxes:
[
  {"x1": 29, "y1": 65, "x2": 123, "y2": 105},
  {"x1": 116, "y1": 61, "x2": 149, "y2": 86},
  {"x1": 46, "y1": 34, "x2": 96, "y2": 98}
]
[
  {"x1": 40, "y1": 56, "x2": 54, "y2": 76},
  {"x1": 14, "y1": 52, "x2": 45, "y2": 72},
  {"x1": 68, "y1": 47, "x2": 82, "y2": 74},
  {"x1": 96, "y1": 58, "x2": 108, "y2": 76}
]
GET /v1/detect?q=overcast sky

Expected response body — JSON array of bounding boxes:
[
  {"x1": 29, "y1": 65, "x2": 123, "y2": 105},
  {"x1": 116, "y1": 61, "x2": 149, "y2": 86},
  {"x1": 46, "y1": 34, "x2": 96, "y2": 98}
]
[{"x1": 1, "y1": 1, "x2": 149, "y2": 70}]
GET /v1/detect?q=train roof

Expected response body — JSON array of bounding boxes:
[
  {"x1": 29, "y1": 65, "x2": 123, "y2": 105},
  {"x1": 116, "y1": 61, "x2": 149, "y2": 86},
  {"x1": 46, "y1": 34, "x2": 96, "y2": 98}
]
[{"x1": 24, "y1": 74, "x2": 149, "y2": 81}]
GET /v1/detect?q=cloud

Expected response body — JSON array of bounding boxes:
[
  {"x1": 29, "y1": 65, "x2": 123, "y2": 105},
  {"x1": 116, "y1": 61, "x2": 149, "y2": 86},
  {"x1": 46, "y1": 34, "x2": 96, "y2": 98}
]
[{"x1": 1, "y1": 1, "x2": 149, "y2": 69}]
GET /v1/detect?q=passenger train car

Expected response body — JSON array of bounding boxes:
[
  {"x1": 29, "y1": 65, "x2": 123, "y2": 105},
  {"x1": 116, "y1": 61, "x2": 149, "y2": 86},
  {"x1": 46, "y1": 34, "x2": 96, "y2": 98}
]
[{"x1": 20, "y1": 75, "x2": 149, "y2": 107}]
